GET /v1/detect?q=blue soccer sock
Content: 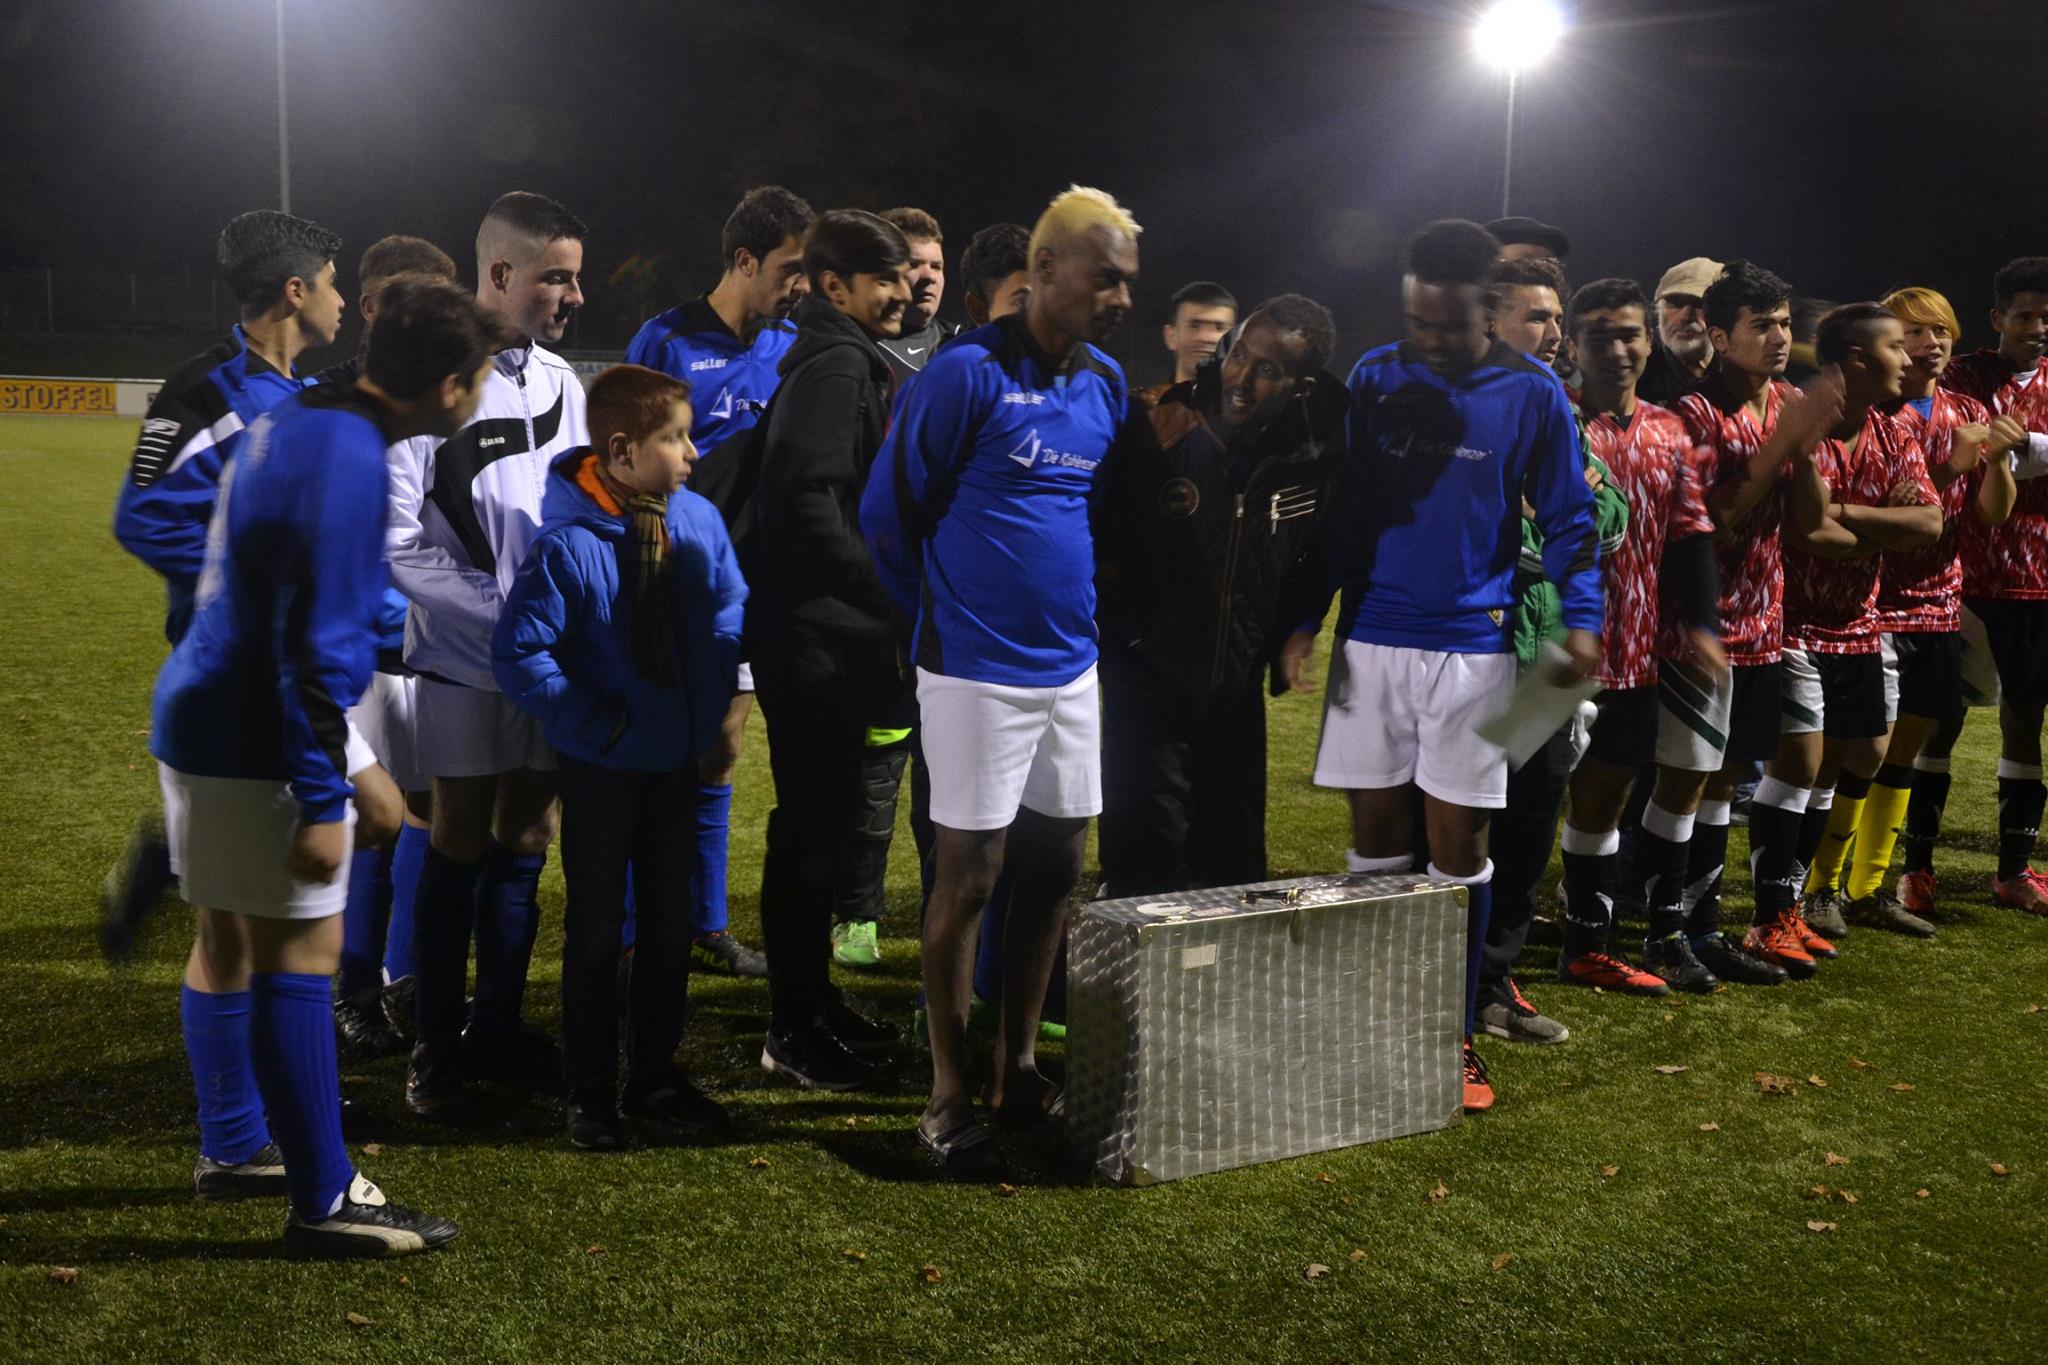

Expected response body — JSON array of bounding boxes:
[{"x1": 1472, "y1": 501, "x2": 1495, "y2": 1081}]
[
  {"x1": 248, "y1": 972, "x2": 354, "y2": 1222},
  {"x1": 339, "y1": 843, "x2": 393, "y2": 998},
  {"x1": 413, "y1": 847, "x2": 483, "y2": 1046},
  {"x1": 1428, "y1": 861, "x2": 1495, "y2": 1039},
  {"x1": 383, "y1": 821, "x2": 429, "y2": 982},
  {"x1": 691, "y1": 782, "x2": 733, "y2": 937},
  {"x1": 181, "y1": 984, "x2": 272, "y2": 1165},
  {"x1": 471, "y1": 843, "x2": 545, "y2": 1039}
]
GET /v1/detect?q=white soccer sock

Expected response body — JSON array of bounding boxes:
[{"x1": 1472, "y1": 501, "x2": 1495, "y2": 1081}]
[
  {"x1": 1560, "y1": 824, "x2": 1621, "y2": 857},
  {"x1": 1642, "y1": 799, "x2": 1696, "y2": 844},
  {"x1": 1752, "y1": 777, "x2": 1811, "y2": 814},
  {"x1": 1346, "y1": 849, "x2": 1412, "y2": 874}
]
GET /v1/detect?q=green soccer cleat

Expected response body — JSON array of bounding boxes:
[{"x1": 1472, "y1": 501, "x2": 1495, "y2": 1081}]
[{"x1": 830, "y1": 919, "x2": 883, "y2": 969}]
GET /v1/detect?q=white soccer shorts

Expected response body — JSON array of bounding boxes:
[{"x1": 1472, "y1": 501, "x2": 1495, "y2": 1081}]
[
  {"x1": 1311, "y1": 640, "x2": 1515, "y2": 809},
  {"x1": 348, "y1": 670, "x2": 429, "y2": 793},
  {"x1": 916, "y1": 665, "x2": 1102, "y2": 831},
  {"x1": 413, "y1": 677, "x2": 555, "y2": 779},
  {"x1": 157, "y1": 727, "x2": 372, "y2": 920}
]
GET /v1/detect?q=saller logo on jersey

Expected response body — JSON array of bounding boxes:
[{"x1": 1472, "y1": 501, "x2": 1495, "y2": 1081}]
[
  {"x1": 1001, "y1": 392, "x2": 1049, "y2": 405},
  {"x1": 688, "y1": 358, "x2": 727, "y2": 371}
]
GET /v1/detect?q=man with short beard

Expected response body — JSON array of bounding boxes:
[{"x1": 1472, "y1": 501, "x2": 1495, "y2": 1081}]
[
  {"x1": 863, "y1": 186, "x2": 1139, "y2": 1172},
  {"x1": 385, "y1": 192, "x2": 591, "y2": 1118},
  {"x1": 1639, "y1": 257, "x2": 1722, "y2": 406},
  {"x1": 877, "y1": 206, "x2": 956, "y2": 385},
  {"x1": 1095, "y1": 294, "x2": 1345, "y2": 896}
]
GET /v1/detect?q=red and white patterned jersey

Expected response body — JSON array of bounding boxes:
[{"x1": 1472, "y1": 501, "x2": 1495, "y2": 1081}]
[
  {"x1": 1784, "y1": 405, "x2": 1937, "y2": 653},
  {"x1": 1674, "y1": 380, "x2": 1797, "y2": 666},
  {"x1": 1576, "y1": 396, "x2": 1714, "y2": 688},
  {"x1": 1877, "y1": 388, "x2": 1992, "y2": 633},
  {"x1": 1949, "y1": 349, "x2": 2048, "y2": 600}
]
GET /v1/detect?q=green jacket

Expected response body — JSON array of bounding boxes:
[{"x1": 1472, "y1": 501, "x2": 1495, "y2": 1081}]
[{"x1": 1512, "y1": 418, "x2": 1628, "y2": 668}]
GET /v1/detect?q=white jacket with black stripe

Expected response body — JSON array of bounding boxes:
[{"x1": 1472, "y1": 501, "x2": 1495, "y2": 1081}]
[{"x1": 386, "y1": 342, "x2": 589, "y2": 690}]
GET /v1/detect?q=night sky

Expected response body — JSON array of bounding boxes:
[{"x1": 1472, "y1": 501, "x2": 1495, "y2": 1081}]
[{"x1": 5, "y1": 0, "x2": 2044, "y2": 381}]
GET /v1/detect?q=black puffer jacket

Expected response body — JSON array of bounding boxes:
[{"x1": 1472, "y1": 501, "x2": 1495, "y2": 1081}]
[
  {"x1": 1095, "y1": 361, "x2": 1346, "y2": 714},
  {"x1": 748, "y1": 294, "x2": 899, "y2": 643}
]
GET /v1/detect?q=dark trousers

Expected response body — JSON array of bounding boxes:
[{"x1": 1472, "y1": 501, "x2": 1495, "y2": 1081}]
[
  {"x1": 1479, "y1": 721, "x2": 1574, "y2": 998},
  {"x1": 834, "y1": 669, "x2": 920, "y2": 926},
  {"x1": 558, "y1": 756, "x2": 698, "y2": 1093},
  {"x1": 751, "y1": 622, "x2": 884, "y2": 1029},
  {"x1": 1099, "y1": 677, "x2": 1268, "y2": 897}
]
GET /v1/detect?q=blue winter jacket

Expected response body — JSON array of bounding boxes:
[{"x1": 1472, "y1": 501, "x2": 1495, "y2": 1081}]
[{"x1": 492, "y1": 451, "x2": 747, "y2": 771}]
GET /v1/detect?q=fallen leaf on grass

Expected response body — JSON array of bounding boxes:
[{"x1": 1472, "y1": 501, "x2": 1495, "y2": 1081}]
[
  {"x1": 398, "y1": 1275, "x2": 412, "y2": 1287},
  {"x1": 1806, "y1": 1221, "x2": 1837, "y2": 1233},
  {"x1": 2025, "y1": 1004, "x2": 2042, "y2": 1015},
  {"x1": 1489, "y1": 1253, "x2": 1515, "y2": 1271},
  {"x1": 1349, "y1": 1249, "x2": 1367, "y2": 1262},
  {"x1": 346, "y1": 1312, "x2": 374, "y2": 1328},
  {"x1": 747, "y1": 1156, "x2": 771, "y2": 1169},
  {"x1": 47, "y1": 1267, "x2": 78, "y2": 1284},
  {"x1": 1840, "y1": 1191, "x2": 1859, "y2": 1204},
  {"x1": 1663, "y1": 1013, "x2": 1676, "y2": 1022},
  {"x1": 1600, "y1": 1165, "x2": 1620, "y2": 1178},
  {"x1": 1807, "y1": 1075, "x2": 1829, "y2": 1088},
  {"x1": 996, "y1": 1183, "x2": 1017, "y2": 1198},
  {"x1": 361, "y1": 1143, "x2": 385, "y2": 1157},
  {"x1": 1824, "y1": 1152, "x2": 1850, "y2": 1167},
  {"x1": 1426, "y1": 1182, "x2": 1449, "y2": 1204},
  {"x1": 1847, "y1": 1057, "x2": 1872, "y2": 1069},
  {"x1": 1809, "y1": 1185, "x2": 1833, "y2": 1200},
  {"x1": 843, "y1": 1116, "x2": 862, "y2": 1128},
  {"x1": 1991, "y1": 1163, "x2": 2011, "y2": 1177},
  {"x1": 843, "y1": 1249, "x2": 868, "y2": 1262},
  {"x1": 920, "y1": 1264, "x2": 943, "y2": 1284},
  {"x1": 1699, "y1": 1122, "x2": 1721, "y2": 1132},
  {"x1": 1305, "y1": 1263, "x2": 1331, "y2": 1280},
  {"x1": 1653, "y1": 1064, "x2": 1688, "y2": 1075},
  {"x1": 1313, "y1": 1171, "x2": 1335, "y2": 1184},
  {"x1": 586, "y1": 1245, "x2": 607, "y2": 1257},
  {"x1": 1916, "y1": 1189, "x2": 1931, "y2": 1199},
  {"x1": 1339, "y1": 1196, "x2": 1356, "y2": 1207},
  {"x1": 1756, "y1": 1072, "x2": 1799, "y2": 1095},
  {"x1": 1888, "y1": 1083, "x2": 1916, "y2": 1093}
]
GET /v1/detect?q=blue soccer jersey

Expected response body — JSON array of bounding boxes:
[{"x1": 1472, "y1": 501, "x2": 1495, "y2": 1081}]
[
  {"x1": 860, "y1": 314, "x2": 1128, "y2": 687},
  {"x1": 1322, "y1": 339, "x2": 1601, "y2": 654},
  {"x1": 113, "y1": 327, "x2": 307, "y2": 640},
  {"x1": 625, "y1": 296, "x2": 796, "y2": 455},
  {"x1": 151, "y1": 386, "x2": 391, "y2": 824}
]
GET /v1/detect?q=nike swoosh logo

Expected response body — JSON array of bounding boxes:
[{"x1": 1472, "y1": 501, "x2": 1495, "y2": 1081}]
[{"x1": 907, "y1": 346, "x2": 926, "y2": 355}]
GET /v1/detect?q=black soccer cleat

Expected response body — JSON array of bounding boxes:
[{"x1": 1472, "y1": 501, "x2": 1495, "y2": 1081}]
[
  {"x1": 624, "y1": 1075, "x2": 732, "y2": 1135},
  {"x1": 282, "y1": 1174, "x2": 459, "y2": 1259},
  {"x1": 193, "y1": 1143, "x2": 288, "y2": 1200},
  {"x1": 1691, "y1": 931, "x2": 1790, "y2": 986},
  {"x1": 761, "y1": 1023, "x2": 872, "y2": 1092},
  {"x1": 99, "y1": 814, "x2": 176, "y2": 965},
  {"x1": 335, "y1": 990, "x2": 406, "y2": 1062},
  {"x1": 566, "y1": 1089, "x2": 626, "y2": 1151},
  {"x1": 1643, "y1": 933, "x2": 1720, "y2": 994},
  {"x1": 691, "y1": 930, "x2": 769, "y2": 978},
  {"x1": 820, "y1": 998, "x2": 897, "y2": 1055},
  {"x1": 405, "y1": 1041, "x2": 468, "y2": 1120},
  {"x1": 379, "y1": 975, "x2": 417, "y2": 1046}
]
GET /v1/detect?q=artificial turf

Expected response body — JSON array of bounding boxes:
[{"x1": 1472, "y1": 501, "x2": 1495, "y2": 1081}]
[{"x1": 3, "y1": 415, "x2": 2044, "y2": 1363}]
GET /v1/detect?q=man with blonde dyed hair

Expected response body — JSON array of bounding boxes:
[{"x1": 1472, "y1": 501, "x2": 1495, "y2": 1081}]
[{"x1": 862, "y1": 185, "x2": 1139, "y2": 1173}]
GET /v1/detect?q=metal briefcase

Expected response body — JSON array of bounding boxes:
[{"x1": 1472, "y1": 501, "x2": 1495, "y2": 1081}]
[{"x1": 1066, "y1": 873, "x2": 1465, "y2": 1186}]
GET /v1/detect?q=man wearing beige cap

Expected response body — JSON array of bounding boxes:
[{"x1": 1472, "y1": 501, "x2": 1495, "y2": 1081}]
[{"x1": 1641, "y1": 256, "x2": 1722, "y2": 405}]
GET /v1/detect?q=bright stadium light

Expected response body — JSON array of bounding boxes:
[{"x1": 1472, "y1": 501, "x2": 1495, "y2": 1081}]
[
  {"x1": 1472, "y1": 0, "x2": 1565, "y2": 72},
  {"x1": 1471, "y1": 0, "x2": 1566, "y2": 217}
]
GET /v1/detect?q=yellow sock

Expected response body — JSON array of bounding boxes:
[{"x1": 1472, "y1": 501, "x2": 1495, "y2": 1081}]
[
  {"x1": 1806, "y1": 791, "x2": 1864, "y2": 895},
  {"x1": 1846, "y1": 778, "x2": 1913, "y2": 901}
]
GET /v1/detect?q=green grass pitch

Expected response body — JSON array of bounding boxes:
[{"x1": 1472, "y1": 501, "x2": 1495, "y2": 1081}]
[{"x1": 3, "y1": 415, "x2": 2044, "y2": 1362}]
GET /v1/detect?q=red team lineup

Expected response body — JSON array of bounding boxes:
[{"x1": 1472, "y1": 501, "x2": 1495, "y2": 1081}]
[{"x1": 91, "y1": 186, "x2": 2048, "y2": 1260}]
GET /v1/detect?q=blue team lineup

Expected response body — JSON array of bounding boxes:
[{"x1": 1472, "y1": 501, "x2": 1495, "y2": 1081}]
[{"x1": 104, "y1": 179, "x2": 2048, "y2": 1257}]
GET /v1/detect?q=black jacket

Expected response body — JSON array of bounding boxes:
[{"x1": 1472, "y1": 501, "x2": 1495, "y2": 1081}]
[
  {"x1": 748, "y1": 295, "x2": 899, "y2": 643},
  {"x1": 1095, "y1": 361, "x2": 1347, "y2": 715}
]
